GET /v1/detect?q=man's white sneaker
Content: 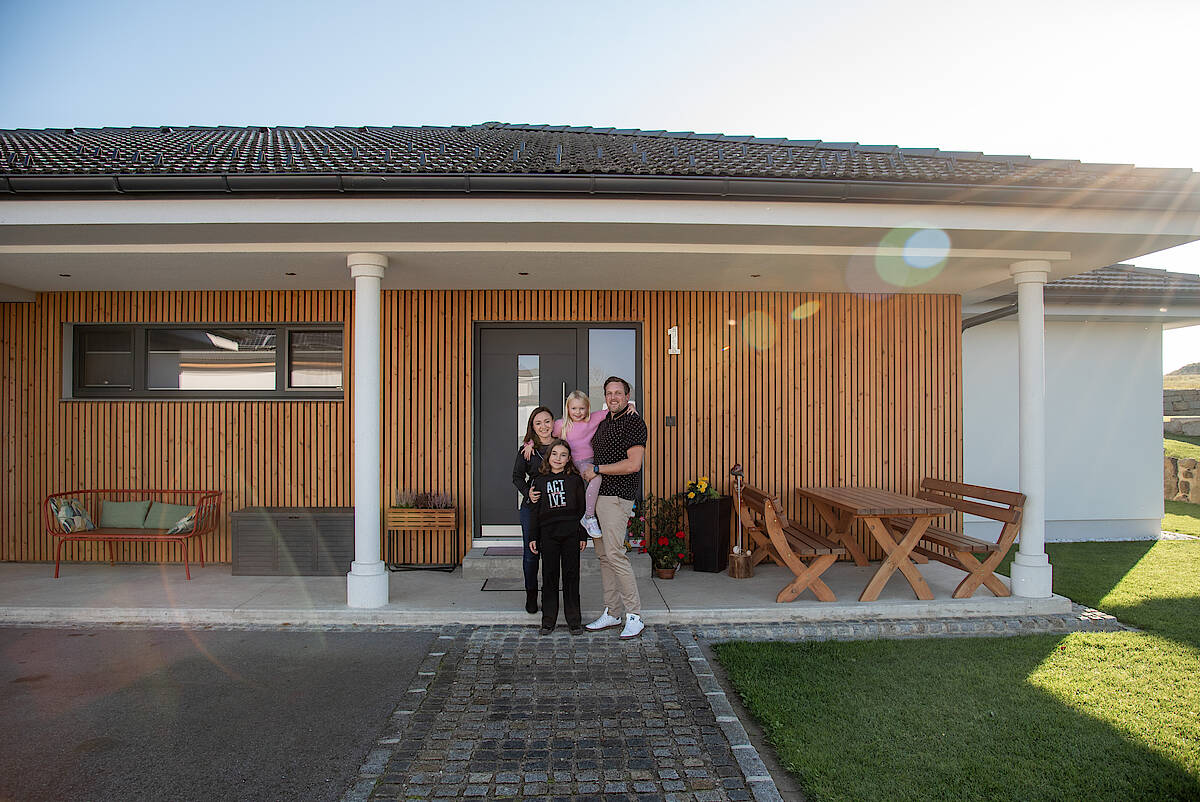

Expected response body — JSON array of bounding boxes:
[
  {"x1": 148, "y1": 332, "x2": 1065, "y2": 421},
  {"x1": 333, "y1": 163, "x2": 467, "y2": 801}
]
[
  {"x1": 620, "y1": 612, "x2": 645, "y2": 639},
  {"x1": 581, "y1": 515, "x2": 603, "y2": 538},
  {"x1": 585, "y1": 608, "x2": 623, "y2": 631}
]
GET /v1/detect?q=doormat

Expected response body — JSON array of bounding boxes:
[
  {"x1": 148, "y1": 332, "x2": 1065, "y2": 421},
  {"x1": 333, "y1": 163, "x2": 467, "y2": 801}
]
[
  {"x1": 387, "y1": 562, "x2": 456, "y2": 573},
  {"x1": 480, "y1": 578, "x2": 525, "y2": 591},
  {"x1": 483, "y1": 546, "x2": 524, "y2": 556}
]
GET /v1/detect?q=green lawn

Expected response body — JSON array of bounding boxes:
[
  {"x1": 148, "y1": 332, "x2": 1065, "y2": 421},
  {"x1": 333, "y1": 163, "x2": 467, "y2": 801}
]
[
  {"x1": 1164, "y1": 433, "x2": 1200, "y2": 461},
  {"x1": 1164, "y1": 500, "x2": 1200, "y2": 537},
  {"x1": 996, "y1": 540, "x2": 1199, "y2": 647},
  {"x1": 714, "y1": 540, "x2": 1200, "y2": 802}
]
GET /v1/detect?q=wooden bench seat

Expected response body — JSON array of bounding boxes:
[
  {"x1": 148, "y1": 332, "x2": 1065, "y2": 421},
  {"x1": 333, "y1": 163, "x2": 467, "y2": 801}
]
[
  {"x1": 888, "y1": 478, "x2": 1025, "y2": 599},
  {"x1": 739, "y1": 485, "x2": 846, "y2": 602}
]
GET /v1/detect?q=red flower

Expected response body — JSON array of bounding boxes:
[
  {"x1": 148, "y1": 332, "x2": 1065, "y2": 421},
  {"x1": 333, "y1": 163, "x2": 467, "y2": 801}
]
[
  {"x1": 677, "y1": 552, "x2": 686, "y2": 559},
  {"x1": 673, "y1": 531, "x2": 685, "y2": 540},
  {"x1": 657, "y1": 536, "x2": 670, "y2": 546}
]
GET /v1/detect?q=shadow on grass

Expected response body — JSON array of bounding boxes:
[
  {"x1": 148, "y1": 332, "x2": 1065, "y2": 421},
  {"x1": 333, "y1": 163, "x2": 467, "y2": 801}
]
[
  {"x1": 997, "y1": 539, "x2": 1155, "y2": 606},
  {"x1": 1096, "y1": 594, "x2": 1200, "y2": 651},
  {"x1": 1002, "y1": 540, "x2": 1200, "y2": 650},
  {"x1": 715, "y1": 634, "x2": 1200, "y2": 802}
]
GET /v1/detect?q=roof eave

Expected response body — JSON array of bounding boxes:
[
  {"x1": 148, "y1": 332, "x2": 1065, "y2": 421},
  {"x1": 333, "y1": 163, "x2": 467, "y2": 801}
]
[
  {"x1": 3, "y1": 172, "x2": 1200, "y2": 212},
  {"x1": 985, "y1": 289, "x2": 1200, "y2": 305}
]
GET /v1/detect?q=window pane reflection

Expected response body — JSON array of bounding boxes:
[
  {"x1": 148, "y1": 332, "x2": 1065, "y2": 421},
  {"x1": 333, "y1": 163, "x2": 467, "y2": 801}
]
[
  {"x1": 588, "y1": 329, "x2": 636, "y2": 410},
  {"x1": 147, "y1": 328, "x2": 276, "y2": 390},
  {"x1": 80, "y1": 330, "x2": 133, "y2": 388},
  {"x1": 517, "y1": 354, "x2": 540, "y2": 443},
  {"x1": 289, "y1": 330, "x2": 343, "y2": 388}
]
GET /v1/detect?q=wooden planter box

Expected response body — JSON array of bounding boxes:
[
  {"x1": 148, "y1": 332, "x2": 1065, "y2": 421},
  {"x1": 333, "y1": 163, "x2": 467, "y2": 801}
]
[
  {"x1": 232, "y1": 507, "x2": 353, "y2": 576},
  {"x1": 386, "y1": 508, "x2": 456, "y2": 530},
  {"x1": 385, "y1": 507, "x2": 458, "y2": 567}
]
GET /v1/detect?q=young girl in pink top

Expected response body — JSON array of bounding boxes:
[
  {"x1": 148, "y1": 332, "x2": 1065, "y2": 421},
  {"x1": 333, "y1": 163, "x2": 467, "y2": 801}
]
[{"x1": 525, "y1": 390, "x2": 635, "y2": 538}]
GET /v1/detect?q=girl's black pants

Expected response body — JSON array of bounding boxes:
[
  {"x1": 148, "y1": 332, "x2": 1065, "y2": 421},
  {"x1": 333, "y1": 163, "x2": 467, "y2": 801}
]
[{"x1": 539, "y1": 525, "x2": 582, "y2": 629}]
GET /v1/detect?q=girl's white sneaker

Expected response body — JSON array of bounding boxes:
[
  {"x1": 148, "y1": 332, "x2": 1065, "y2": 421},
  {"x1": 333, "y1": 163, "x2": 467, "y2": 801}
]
[{"x1": 581, "y1": 516, "x2": 603, "y2": 538}]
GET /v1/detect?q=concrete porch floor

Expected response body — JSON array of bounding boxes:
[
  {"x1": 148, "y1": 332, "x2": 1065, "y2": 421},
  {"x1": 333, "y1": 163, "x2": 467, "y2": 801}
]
[{"x1": 0, "y1": 552, "x2": 1071, "y2": 628}]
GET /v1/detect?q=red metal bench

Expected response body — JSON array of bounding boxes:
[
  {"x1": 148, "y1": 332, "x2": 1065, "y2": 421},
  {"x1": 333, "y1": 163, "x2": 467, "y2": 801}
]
[{"x1": 43, "y1": 489, "x2": 222, "y2": 580}]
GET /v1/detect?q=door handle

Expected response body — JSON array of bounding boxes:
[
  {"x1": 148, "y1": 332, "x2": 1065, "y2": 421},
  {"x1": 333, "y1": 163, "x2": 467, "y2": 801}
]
[{"x1": 561, "y1": 382, "x2": 566, "y2": 415}]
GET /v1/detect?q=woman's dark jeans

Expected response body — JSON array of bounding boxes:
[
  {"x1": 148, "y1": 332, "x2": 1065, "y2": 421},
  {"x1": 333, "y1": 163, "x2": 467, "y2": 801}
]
[{"x1": 520, "y1": 503, "x2": 540, "y2": 592}]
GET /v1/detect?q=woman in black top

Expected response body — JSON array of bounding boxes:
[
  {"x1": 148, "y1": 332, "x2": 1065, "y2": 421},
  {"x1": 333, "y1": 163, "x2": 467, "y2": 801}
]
[
  {"x1": 512, "y1": 405, "x2": 556, "y2": 613},
  {"x1": 528, "y1": 439, "x2": 589, "y2": 635}
]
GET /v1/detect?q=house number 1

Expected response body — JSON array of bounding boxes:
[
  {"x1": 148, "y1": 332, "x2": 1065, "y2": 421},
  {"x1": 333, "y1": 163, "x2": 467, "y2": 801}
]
[{"x1": 668, "y1": 326, "x2": 681, "y2": 355}]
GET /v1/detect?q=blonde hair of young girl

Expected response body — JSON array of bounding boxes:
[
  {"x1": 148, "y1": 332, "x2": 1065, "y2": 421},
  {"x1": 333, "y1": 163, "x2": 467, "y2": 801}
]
[{"x1": 560, "y1": 390, "x2": 591, "y2": 437}]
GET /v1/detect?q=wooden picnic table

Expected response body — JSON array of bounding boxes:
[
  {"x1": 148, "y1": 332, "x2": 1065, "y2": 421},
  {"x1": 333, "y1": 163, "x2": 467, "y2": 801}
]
[{"x1": 796, "y1": 486, "x2": 953, "y2": 602}]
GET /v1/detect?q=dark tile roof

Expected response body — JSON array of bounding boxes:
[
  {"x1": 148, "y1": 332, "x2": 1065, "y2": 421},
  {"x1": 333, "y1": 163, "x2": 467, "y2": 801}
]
[
  {"x1": 1021, "y1": 265, "x2": 1200, "y2": 304},
  {"x1": 2, "y1": 122, "x2": 1198, "y2": 208},
  {"x1": 1048, "y1": 264, "x2": 1200, "y2": 293}
]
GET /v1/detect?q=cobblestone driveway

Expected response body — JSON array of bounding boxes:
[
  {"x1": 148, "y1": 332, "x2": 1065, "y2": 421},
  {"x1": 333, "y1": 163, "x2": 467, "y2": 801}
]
[{"x1": 346, "y1": 625, "x2": 777, "y2": 802}]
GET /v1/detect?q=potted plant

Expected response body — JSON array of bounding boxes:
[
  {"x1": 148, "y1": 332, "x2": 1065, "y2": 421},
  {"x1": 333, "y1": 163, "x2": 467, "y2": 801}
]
[
  {"x1": 644, "y1": 493, "x2": 686, "y2": 579},
  {"x1": 388, "y1": 489, "x2": 456, "y2": 528},
  {"x1": 625, "y1": 498, "x2": 647, "y2": 551},
  {"x1": 683, "y1": 476, "x2": 732, "y2": 573}
]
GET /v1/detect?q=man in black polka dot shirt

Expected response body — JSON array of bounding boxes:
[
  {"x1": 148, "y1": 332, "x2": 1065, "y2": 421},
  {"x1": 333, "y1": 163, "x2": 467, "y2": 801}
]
[{"x1": 582, "y1": 376, "x2": 648, "y2": 639}]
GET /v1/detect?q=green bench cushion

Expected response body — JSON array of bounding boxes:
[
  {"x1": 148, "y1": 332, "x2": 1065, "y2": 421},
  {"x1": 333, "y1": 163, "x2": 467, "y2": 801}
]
[
  {"x1": 100, "y1": 499, "x2": 152, "y2": 529},
  {"x1": 145, "y1": 502, "x2": 197, "y2": 531}
]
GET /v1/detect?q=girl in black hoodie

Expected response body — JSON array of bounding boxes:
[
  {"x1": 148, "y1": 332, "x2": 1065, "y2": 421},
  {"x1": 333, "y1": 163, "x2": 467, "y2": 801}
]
[{"x1": 527, "y1": 439, "x2": 589, "y2": 635}]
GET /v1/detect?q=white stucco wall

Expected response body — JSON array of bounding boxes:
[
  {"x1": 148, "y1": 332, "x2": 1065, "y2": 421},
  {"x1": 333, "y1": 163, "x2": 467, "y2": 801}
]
[{"x1": 963, "y1": 320, "x2": 1163, "y2": 541}]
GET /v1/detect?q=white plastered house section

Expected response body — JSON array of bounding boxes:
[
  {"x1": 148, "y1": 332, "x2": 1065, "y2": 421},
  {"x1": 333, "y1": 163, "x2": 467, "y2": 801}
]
[{"x1": 963, "y1": 266, "x2": 1200, "y2": 542}]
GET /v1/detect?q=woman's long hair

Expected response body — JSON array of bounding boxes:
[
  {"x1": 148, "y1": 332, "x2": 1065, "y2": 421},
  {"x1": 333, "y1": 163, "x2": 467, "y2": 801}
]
[
  {"x1": 560, "y1": 390, "x2": 590, "y2": 437},
  {"x1": 522, "y1": 405, "x2": 555, "y2": 450},
  {"x1": 539, "y1": 439, "x2": 580, "y2": 475}
]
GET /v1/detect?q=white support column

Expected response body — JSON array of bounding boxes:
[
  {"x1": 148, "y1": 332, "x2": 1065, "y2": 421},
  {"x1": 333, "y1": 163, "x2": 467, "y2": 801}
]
[
  {"x1": 346, "y1": 252, "x2": 389, "y2": 608},
  {"x1": 1009, "y1": 260, "x2": 1053, "y2": 598}
]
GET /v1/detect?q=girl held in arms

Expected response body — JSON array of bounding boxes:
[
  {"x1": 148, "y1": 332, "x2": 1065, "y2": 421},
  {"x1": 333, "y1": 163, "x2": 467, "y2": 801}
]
[{"x1": 524, "y1": 390, "x2": 635, "y2": 539}]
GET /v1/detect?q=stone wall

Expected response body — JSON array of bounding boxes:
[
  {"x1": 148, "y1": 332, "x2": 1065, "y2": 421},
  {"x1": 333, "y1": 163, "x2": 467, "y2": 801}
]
[
  {"x1": 1163, "y1": 389, "x2": 1200, "y2": 435},
  {"x1": 1164, "y1": 456, "x2": 1200, "y2": 502},
  {"x1": 1164, "y1": 388, "x2": 1200, "y2": 415}
]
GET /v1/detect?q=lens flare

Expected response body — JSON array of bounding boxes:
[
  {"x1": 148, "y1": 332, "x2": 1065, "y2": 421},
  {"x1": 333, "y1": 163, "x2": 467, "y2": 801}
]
[
  {"x1": 741, "y1": 311, "x2": 776, "y2": 351},
  {"x1": 791, "y1": 300, "x2": 821, "y2": 320},
  {"x1": 903, "y1": 227, "x2": 951, "y2": 269},
  {"x1": 874, "y1": 227, "x2": 950, "y2": 288},
  {"x1": 844, "y1": 252, "x2": 896, "y2": 296}
]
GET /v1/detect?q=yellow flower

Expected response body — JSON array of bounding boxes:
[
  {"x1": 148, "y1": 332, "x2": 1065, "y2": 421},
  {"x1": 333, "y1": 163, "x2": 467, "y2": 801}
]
[
  {"x1": 697, "y1": 482, "x2": 708, "y2": 492},
  {"x1": 699, "y1": 476, "x2": 709, "y2": 483},
  {"x1": 687, "y1": 491, "x2": 695, "y2": 499}
]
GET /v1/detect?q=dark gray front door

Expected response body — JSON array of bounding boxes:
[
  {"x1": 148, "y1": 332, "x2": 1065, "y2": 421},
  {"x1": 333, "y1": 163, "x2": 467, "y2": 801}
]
[{"x1": 475, "y1": 327, "x2": 578, "y2": 539}]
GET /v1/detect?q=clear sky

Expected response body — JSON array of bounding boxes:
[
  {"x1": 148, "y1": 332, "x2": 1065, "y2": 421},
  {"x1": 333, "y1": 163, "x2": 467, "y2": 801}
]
[{"x1": 4, "y1": 0, "x2": 1200, "y2": 368}]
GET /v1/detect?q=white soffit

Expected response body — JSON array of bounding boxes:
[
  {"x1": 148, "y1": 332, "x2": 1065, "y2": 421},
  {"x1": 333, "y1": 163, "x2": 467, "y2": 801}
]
[{"x1": 3, "y1": 197, "x2": 1200, "y2": 295}]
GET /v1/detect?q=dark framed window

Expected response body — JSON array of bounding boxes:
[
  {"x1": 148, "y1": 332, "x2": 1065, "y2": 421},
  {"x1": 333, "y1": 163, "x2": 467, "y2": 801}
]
[{"x1": 71, "y1": 324, "x2": 344, "y2": 399}]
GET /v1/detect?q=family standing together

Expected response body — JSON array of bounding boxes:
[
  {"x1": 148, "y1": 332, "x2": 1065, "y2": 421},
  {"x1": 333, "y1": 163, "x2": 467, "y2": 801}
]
[{"x1": 511, "y1": 376, "x2": 648, "y2": 639}]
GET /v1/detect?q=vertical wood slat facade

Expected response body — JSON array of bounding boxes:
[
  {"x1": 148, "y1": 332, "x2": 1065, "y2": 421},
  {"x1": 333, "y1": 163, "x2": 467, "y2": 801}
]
[
  {"x1": 0, "y1": 291, "x2": 353, "y2": 566},
  {"x1": 2, "y1": 289, "x2": 961, "y2": 567}
]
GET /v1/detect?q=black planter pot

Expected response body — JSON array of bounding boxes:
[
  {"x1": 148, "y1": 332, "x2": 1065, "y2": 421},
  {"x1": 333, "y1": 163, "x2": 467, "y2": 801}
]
[{"x1": 686, "y1": 495, "x2": 732, "y2": 573}]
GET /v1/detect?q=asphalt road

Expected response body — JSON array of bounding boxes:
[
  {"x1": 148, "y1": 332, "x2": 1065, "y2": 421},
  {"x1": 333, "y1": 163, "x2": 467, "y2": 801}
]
[{"x1": 0, "y1": 626, "x2": 436, "y2": 802}]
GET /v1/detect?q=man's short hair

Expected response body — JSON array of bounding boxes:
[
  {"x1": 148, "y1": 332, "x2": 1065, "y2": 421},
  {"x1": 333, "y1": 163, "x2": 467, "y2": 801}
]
[{"x1": 603, "y1": 376, "x2": 631, "y2": 394}]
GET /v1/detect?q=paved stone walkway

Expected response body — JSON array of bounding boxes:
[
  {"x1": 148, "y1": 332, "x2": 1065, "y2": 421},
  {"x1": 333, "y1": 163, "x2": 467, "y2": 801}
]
[
  {"x1": 345, "y1": 625, "x2": 775, "y2": 802},
  {"x1": 693, "y1": 603, "x2": 1130, "y2": 644}
]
